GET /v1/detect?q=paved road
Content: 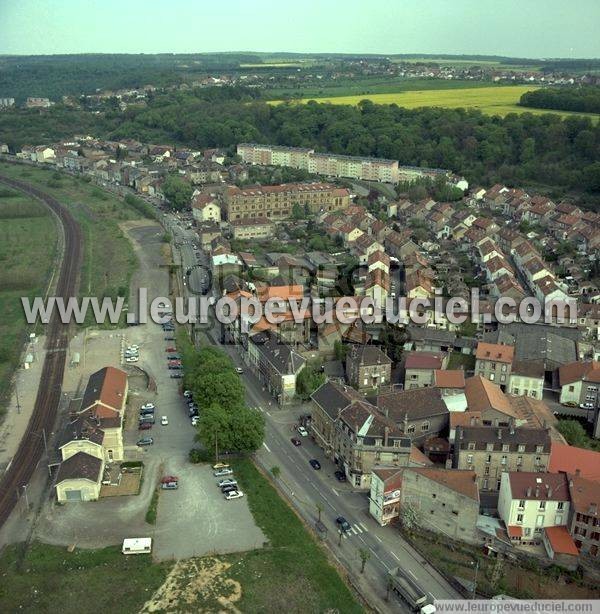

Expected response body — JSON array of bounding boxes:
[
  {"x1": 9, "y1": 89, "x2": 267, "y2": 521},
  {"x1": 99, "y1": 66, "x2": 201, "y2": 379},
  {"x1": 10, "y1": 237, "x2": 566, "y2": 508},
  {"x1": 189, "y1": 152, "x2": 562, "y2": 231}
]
[{"x1": 164, "y1": 211, "x2": 462, "y2": 609}]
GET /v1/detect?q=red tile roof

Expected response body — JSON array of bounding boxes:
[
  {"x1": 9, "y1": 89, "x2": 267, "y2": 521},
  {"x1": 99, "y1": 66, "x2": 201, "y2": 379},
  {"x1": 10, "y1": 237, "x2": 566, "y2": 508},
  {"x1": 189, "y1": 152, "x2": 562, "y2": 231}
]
[
  {"x1": 507, "y1": 525, "x2": 523, "y2": 538},
  {"x1": 507, "y1": 472, "x2": 570, "y2": 501},
  {"x1": 558, "y1": 361, "x2": 600, "y2": 386},
  {"x1": 434, "y1": 369, "x2": 465, "y2": 389},
  {"x1": 475, "y1": 342, "x2": 515, "y2": 364},
  {"x1": 549, "y1": 443, "x2": 600, "y2": 481},
  {"x1": 567, "y1": 474, "x2": 600, "y2": 515},
  {"x1": 405, "y1": 352, "x2": 444, "y2": 370},
  {"x1": 544, "y1": 526, "x2": 579, "y2": 556}
]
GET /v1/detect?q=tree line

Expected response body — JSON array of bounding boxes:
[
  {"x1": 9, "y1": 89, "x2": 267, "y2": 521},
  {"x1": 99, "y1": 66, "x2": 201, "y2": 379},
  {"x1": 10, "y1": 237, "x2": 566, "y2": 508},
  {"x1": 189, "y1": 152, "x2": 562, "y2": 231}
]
[{"x1": 519, "y1": 86, "x2": 600, "y2": 115}]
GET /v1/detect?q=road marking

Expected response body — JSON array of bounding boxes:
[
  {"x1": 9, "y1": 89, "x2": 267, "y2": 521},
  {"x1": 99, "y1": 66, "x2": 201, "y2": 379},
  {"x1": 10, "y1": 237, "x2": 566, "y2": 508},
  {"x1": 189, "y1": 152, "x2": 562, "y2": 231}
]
[
  {"x1": 408, "y1": 569, "x2": 418, "y2": 580},
  {"x1": 332, "y1": 488, "x2": 340, "y2": 496},
  {"x1": 391, "y1": 552, "x2": 400, "y2": 561},
  {"x1": 374, "y1": 535, "x2": 382, "y2": 543},
  {"x1": 354, "y1": 525, "x2": 363, "y2": 534},
  {"x1": 350, "y1": 526, "x2": 358, "y2": 535},
  {"x1": 262, "y1": 442, "x2": 271, "y2": 453},
  {"x1": 359, "y1": 522, "x2": 368, "y2": 532}
]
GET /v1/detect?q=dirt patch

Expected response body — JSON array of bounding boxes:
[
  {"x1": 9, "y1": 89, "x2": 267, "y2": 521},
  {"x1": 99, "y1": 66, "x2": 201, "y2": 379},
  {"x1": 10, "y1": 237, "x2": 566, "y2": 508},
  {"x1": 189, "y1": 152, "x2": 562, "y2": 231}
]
[
  {"x1": 99, "y1": 469, "x2": 142, "y2": 498},
  {"x1": 141, "y1": 558, "x2": 242, "y2": 613}
]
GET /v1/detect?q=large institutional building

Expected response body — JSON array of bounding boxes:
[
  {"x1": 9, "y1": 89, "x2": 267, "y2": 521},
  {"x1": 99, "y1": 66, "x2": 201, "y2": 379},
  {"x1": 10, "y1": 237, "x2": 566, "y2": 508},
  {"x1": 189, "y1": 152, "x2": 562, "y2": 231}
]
[
  {"x1": 237, "y1": 143, "x2": 401, "y2": 184},
  {"x1": 224, "y1": 182, "x2": 350, "y2": 221}
]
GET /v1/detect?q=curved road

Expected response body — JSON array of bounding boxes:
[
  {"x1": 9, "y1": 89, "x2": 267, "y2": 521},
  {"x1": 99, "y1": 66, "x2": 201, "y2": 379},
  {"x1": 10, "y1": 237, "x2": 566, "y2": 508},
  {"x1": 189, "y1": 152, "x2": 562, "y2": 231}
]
[{"x1": 0, "y1": 174, "x2": 83, "y2": 528}]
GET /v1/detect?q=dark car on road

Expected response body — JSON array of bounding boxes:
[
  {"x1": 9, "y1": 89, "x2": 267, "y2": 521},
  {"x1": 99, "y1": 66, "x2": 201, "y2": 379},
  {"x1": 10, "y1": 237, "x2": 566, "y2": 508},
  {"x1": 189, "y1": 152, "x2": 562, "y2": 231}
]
[
  {"x1": 290, "y1": 437, "x2": 301, "y2": 446},
  {"x1": 138, "y1": 422, "x2": 152, "y2": 430},
  {"x1": 221, "y1": 484, "x2": 238, "y2": 494},
  {"x1": 336, "y1": 516, "x2": 351, "y2": 532},
  {"x1": 309, "y1": 459, "x2": 321, "y2": 470},
  {"x1": 334, "y1": 470, "x2": 346, "y2": 482}
]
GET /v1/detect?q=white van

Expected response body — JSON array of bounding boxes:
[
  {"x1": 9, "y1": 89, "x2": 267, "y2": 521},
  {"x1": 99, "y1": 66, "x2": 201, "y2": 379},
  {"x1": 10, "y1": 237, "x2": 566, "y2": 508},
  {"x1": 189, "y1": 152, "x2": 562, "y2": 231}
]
[{"x1": 122, "y1": 537, "x2": 152, "y2": 555}]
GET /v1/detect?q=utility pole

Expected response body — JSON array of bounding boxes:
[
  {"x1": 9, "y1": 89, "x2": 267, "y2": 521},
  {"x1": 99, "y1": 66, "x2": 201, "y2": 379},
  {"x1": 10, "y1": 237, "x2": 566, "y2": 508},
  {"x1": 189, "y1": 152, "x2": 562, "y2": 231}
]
[
  {"x1": 22, "y1": 484, "x2": 29, "y2": 512},
  {"x1": 15, "y1": 378, "x2": 21, "y2": 414},
  {"x1": 471, "y1": 559, "x2": 480, "y2": 599}
]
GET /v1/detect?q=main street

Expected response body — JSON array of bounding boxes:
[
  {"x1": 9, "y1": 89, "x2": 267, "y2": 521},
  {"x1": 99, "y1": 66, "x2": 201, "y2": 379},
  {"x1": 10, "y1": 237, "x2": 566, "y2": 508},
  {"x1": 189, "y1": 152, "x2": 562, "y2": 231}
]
[{"x1": 164, "y1": 212, "x2": 463, "y2": 611}]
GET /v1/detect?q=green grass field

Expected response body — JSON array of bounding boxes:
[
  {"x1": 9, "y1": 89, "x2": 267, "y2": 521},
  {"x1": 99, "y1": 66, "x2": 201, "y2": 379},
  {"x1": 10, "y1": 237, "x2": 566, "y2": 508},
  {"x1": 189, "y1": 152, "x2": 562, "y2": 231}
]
[
  {"x1": 266, "y1": 76, "x2": 499, "y2": 100},
  {"x1": 0, "y1": 187, "x2": 57, "y2": 416},
  {"x1": 270, "y1": 85, "x2": 600, "y2": 121},
  {"x1": 0, "y1": 162, "x2": 145, "y2": 327}
]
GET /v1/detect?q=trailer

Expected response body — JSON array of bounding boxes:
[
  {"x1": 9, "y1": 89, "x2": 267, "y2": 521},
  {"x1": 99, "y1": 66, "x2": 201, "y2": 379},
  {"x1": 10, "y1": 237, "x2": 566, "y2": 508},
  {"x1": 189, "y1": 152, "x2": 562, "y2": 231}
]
[
  {"x1": 122, "y1": 537, "x2": 152, "y2": 555},
  {"x1": 388, "y1": 567, "x2": 436, "y2": 614}
]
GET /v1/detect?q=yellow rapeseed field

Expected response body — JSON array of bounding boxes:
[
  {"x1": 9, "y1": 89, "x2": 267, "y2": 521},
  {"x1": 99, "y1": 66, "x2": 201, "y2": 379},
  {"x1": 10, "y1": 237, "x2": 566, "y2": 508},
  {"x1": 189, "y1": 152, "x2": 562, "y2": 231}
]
[{"x1": 269, "y1": 85, "x2": 599, "y2": 121}]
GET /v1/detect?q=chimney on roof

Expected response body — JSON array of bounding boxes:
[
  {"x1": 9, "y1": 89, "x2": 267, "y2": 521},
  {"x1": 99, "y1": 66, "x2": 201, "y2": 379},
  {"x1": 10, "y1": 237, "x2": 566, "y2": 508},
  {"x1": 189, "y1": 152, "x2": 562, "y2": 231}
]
[
  {"x1": 509, "y1": 420, "x2": 515, "y2": 435},
  {"x1": 497, "y1": 428, "x2": 502, "y2": 440},
  {"x1": 547, "y1": 486, "x2": 553, "y2": 498},
  {"x1": 470, "y1": 416, "x2": 476, "y2": 426}
]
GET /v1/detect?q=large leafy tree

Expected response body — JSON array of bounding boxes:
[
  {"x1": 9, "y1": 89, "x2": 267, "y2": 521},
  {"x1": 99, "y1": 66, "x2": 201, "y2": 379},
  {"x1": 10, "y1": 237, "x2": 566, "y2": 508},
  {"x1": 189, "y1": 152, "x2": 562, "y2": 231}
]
[{"x1": 162, "y1": 175, "x2": 193, "y2": 211}]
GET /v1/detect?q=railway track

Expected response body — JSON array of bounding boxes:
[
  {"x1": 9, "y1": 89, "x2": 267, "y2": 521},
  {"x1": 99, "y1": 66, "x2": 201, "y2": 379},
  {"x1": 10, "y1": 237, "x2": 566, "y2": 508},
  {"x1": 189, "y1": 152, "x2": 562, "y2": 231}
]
[{"x1": 0, "y1": 174, "x2": 83, "y2": 528}]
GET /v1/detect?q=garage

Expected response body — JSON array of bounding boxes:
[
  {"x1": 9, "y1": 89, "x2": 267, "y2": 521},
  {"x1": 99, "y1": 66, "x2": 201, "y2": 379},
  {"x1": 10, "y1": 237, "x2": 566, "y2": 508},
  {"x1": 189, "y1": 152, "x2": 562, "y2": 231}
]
[
  {"x1": 64, "y1": 489, "x2": 83, "y2": 502},
  {"x1": 55, "y1": 452, "x2": 104, "y2": 503}
]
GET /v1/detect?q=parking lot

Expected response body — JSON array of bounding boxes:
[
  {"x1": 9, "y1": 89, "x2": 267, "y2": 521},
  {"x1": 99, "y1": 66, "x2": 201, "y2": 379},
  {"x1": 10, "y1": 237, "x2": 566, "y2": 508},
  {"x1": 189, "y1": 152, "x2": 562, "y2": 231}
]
[{"x1": 35, "y1": 222, "x2": 265, "y2": 560}]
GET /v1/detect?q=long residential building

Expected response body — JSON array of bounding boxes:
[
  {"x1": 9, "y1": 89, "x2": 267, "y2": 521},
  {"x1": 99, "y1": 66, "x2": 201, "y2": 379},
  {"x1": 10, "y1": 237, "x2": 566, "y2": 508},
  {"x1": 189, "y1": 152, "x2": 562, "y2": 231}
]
[
  {"x1": 224, "y1": 182, "x2": 350, "y2": 221},
  {"x1": 237, "y1": 143, "x2": 400, "y2": 184}
]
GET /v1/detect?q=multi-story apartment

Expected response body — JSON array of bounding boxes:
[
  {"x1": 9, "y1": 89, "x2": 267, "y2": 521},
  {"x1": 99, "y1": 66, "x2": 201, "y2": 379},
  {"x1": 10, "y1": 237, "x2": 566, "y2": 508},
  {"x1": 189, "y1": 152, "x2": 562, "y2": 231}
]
[
  {"x1": 558, "y1": 361, "x2": 600, "y2": 406},
  {"x1": 568, "y1": 474, "x2": 600, "y2": 561},
  {"x1": 345, "y1": 345, "x2": 392, "y2": 391},
  {"x1": 230, "y1": 216, "x2": 274, "y2": 240},
  {"x1": 311, "y1": 381, "x2": 412, "y2": 489},
  {"x1": 454, "y1": 425, "x2": 551, "y2": 491},
  {"x1": 237, "y1": 143, "x2": 400, "y2": 184},
  {"x1": 498, "y1": 472, "x2": 571, "y2": 545},
  {"x1": 475, "y1": 342, "x2": 515, "y2": 390},
  {"x1": 224, "y1": 183, "x2": 350, "y2": 221}
]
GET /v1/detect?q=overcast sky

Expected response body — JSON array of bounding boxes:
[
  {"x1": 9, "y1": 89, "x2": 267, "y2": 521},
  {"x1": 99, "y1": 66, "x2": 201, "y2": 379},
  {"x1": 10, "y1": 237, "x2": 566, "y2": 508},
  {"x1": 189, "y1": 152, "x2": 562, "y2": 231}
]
[{"x1": 1, "y1": 0, "x2": 599, "y2": 58}]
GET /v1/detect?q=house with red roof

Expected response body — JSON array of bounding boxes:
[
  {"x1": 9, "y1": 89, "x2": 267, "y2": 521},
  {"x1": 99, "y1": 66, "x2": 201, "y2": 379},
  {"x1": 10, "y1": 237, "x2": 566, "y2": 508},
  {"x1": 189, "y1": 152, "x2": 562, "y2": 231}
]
[
  {"x1": 558, "y1": 360, "x2": 600, "y2": 406},
  {"x1": 549, "y1": 443, "x2": 600, "y2": 482},
  {"x1": 498, "y1": 472, "x2": 571, "y2": 548},
  {"x1": 404, "y1": 352, "x2": 447, "y2": 389}
]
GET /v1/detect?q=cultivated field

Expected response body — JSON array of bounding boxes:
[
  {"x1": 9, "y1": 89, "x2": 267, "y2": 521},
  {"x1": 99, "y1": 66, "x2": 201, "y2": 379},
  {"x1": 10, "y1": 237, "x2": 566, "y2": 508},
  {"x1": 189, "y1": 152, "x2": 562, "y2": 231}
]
[{"x1": 270, "y1": 85, "x2": 600, "y2": 121}]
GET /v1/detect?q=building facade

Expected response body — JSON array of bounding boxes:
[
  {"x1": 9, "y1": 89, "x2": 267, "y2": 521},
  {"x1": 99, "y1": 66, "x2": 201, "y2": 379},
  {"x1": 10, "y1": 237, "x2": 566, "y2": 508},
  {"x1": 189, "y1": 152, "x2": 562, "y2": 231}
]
[
  {"x1": 454, "y1": 425, "x2": 551, "y2": 491},
  {"x1": 224, "y1": 183, "x2": 350, "y2": 221}
]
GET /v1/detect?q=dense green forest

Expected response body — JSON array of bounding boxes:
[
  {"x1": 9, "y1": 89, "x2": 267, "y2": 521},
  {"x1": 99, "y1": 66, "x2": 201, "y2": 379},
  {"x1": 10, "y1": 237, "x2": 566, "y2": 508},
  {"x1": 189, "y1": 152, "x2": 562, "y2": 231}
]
[
  {"x1": 1, "y1": 87, "x2": 600, "y2": 198},
  {"x1": 520, "y1": 86, "x2": 600, "y2": 114}
]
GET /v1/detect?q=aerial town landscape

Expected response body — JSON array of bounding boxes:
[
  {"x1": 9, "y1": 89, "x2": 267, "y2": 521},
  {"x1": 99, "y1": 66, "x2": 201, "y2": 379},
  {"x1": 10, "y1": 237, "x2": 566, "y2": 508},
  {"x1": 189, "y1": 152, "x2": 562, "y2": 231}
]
[{"x1": 0, "y1": 1, "x2": 600, "y2": 613}]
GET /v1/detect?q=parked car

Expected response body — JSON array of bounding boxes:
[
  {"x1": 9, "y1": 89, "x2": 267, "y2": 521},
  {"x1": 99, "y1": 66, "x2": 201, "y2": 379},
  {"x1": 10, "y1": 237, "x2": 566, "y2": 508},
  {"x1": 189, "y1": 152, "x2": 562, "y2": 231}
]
[
  {"x1": 164, "y1": 336, "x2": 175, "y2": 341},
  {"x1": 235, "y1": 367, "x2": 244, "y2": 374},
  {"x1": 191, "y1": 416, "x2": 199, "y2": 426},
  {"x1": 140, "y1": 407, "x2": 155, "y2": 416},
  {"x1": 167, "y1": 354, "x2": 181, "y2": 360},
  {"x1": 217, "y1": 479, "x2": 237, "y2": 488},
  {"x1": 126, "y1": 357, "x2": 139, "y2": 363},
  {"x1": 335, "y1": 516, "x2": 351, "y2": 532},
  {"x1": 138, "y1": 422, "x2": 152, "y2": 430},
  {"x1": 221, "y1": 485, "x2": 238, "y2": 494},
  {"x1": 214, "y1": 468, "x2": 233, "y2": 477},
  {"x1": 213, "y1": 462, "x2": 229, "y2": 470},
  {"x1": 309, "y1": 459, "x2": 321, "y2": 470},
  {"x1": 166, "y1": 347, "x2": 177, "y2": 353},
  {"x1": 161, "y1": 475, "x2": 179, "y2": 484},
  {"x1": 161, "y1": 415, "x2": 169, "y2": 426},
  {"x1": 562, "y1": 401, "x2": 578, "y2": 408},
  {"x1": 141, "y1": 403, "x2": 155, "y2": 410},
  {"x1": 168, "y1": 364, "x2": 182, "y2": 370},
  {"x1": 170, "y1": 373, "x2": 183, "y2": 379},
  {"x1": 297, "y1": 426, "x2": 309, "y2": 437},
  {"x1": 168, "y1": 360, "x2": 182, "y2": 366},
  {"x1": 334, "y1": 470, "x2": 346, "y2": 482},
  {"x1": 161, "y1": 481, "x2": 178, "y2": 490},
  {"x1": 224, "y1": 490, "x2": 244, "y2": 500},
  {"x1": 128, "y1": 345, "x2": 140, "y2": 351},
  {"x1": 580, "y1": 403, "x2": 595, "y2": 409},
  {"x1": 183, "y1": 390, "x2": 193, "y2": 398},
  {"x1": 290, "y1": 437, "x2": 301, "y2": 446},
  {"x1": 136, "y1": 437, "x2": 153, "y2": 446}
]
